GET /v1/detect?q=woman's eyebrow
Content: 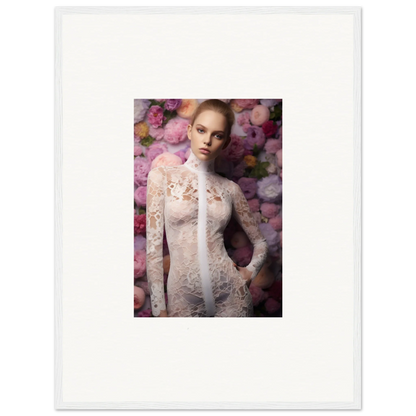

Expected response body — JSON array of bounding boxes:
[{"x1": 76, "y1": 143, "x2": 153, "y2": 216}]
[{"x1": 196, "y1": 124, "x2": 224, "y2": 133}]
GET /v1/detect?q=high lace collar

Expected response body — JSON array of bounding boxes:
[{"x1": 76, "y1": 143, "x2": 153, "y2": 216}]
[{"x1": 184, "y1": 147, "x2": 216, "y2": 174}]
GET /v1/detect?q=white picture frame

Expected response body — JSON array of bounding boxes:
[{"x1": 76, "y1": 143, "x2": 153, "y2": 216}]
[{"x1": 55, "y1": 6, "x2": 361, "y2": 409}]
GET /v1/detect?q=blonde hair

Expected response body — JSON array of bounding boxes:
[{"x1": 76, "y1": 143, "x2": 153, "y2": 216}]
[{"x1": 190, "y1": 99, "x2": 235, "y2": 141}]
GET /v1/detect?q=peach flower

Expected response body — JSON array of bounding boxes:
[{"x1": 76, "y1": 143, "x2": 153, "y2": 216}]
[
  {"x1": 134, "y1": 286, "x2": 146, "y2": 309},
  {"x1": 151, "y1": 152, "x2": 183, "y2": 169},
  {"x1": 244, "y1": 155, "x2": 257, "y2": 168},
  {"x1": 176, "y1": 99, "x2": 199, "y2": 119},
  {"x1": 230, "y1": 100, "x2": 244, "y2": 113},
  {"x1": 276, "y1": 149, "x2": 282, "y2": 168},
  {"x1": 134, "y1": 121, "x2": 149, "y2": 140},
  {"x1": 250, "y1": 105, "x2": 270, "y2": 126}
]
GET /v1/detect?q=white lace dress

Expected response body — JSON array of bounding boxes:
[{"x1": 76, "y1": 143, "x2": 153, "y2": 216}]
[{"x1": 146, "y1": 148, "x2": 269, "y2": 317}]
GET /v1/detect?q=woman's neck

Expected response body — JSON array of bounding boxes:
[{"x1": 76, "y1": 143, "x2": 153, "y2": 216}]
[{"x1": 184, "y1": 147, "x2": 216, "y2": 174}]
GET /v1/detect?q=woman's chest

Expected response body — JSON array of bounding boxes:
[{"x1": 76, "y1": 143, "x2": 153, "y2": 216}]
[{"x1": 165, "y1": 175, "x2": 232, "y2": 226}]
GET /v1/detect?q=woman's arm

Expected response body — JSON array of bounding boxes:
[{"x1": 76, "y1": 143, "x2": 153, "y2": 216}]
[
  {"x1": 231, "y1": 181, "x2": 269, "y2": 282},
  {"x1": 146, "y1": 166, "x2": 168, "y2": 317}
]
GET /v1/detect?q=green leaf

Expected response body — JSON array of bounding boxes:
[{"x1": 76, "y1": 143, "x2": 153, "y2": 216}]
[
  {"x1": 249, "y1": 161, "x2": 270, "y2": 180},
  {"x1": 140, "y1": 136, "x2": 155, "y2": 147},
  {"x1": 252, "y1": 143, "x2": 260, "y2": 157},
  {"x1": 139, "y1": 208, "x2": 146, "y2": 215}
]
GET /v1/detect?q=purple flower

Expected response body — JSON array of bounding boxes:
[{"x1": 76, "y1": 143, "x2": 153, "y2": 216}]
[
  {"x1": 260, "y1": 99, "x2": 279, "y2": 108},
  {"x1": 257, "y1": 174, "x2": 282, "y2": 203},
  {"x1": 134, "y1": 99, "x2": 151, "y2": 123},
  {"x1": 244, "y1": 125, "x2": 266, "y2": 151},
  {"x1": 237, "y1": 177, "x2": 258, "y2": 199},
  {"x1": 134, "y1": 235, "x2": 146, "y2": 251},
  {"x1": 232, "y1": 160, "x2": 248, "y2": 179},
  {"x1": 164, "y1": 99, "x2": 182, "y2": 111},
  {"x1": 134, "y1": 157, "x2": 151, "y2": 187},
  {"x1": 259, "y1": 223, "x2": 280, "y2": 255},
  {"x1": 137, "y1": 308, "x2": 152, "y2": 317}
]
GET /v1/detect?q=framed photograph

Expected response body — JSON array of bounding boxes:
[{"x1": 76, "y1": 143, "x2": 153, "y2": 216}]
[{"x1": 55, "y1": 6, "x2": 361, "y2": 409}]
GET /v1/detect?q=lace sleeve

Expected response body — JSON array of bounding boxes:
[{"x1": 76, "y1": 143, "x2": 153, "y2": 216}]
[
  {"x1": 146, "y1": 166, "x2": 167, "y2": 316},
  {"x1": 231, "y1": 182, "x2": 269, "y2": 281}
]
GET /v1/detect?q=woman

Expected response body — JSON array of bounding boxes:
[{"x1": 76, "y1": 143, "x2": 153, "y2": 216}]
[{"x1": 146, "y1": 99, "x2": 268, "y2": 317}]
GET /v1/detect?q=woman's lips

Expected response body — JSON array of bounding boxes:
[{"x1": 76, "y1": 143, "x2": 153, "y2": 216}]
[{"x1": 199, "y1": 148, "x2": 210, "y2": 154}]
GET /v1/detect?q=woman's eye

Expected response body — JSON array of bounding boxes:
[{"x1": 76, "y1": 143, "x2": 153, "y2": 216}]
[{"x1": 197, "y1": 129, "x2": 204, "y2": 133}]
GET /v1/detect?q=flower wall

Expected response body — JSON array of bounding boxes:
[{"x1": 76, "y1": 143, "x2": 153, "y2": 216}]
[{"x1": 134, "y1": 99, "x2": 282, "y2": 317}]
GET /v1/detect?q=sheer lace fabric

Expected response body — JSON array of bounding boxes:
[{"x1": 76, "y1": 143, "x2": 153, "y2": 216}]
[{"x1": 146, "y1": 148, "x2": 269, "y2": 317}]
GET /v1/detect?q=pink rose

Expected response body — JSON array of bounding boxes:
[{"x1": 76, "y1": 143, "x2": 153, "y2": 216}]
[
  {"x1": 134, "y1": 214, "x2": 146, "y2": 236},
  {"x1": 221, "y1": 134, "x2": 245, "y2": 163},
  {"x1": 250, "y1": 105, "x2": 270, "y2": 126},
  {"x1": 262, "y1": 120, "x2": 278, "y2": 138},
  {"x1": 134, "y1": 186, "x2": 147, "y2": 208},
  {"x1": 247, "y1": 198, "x2": 260, "y2": 212},
  {"x1": 163, "y1": 117, "x2": 189, "y2": 144},
  {"x1": 264, "y1": 139, "x2": 280, "y2": 154},
  {"x1": 146, "y1": 105, "x2": 165, "y2": 128},
  {"x1": 151, "y1": 152, "x2": 183, "y2": 170},
  {"x1": 260, "y1": 202, "x2": 279, "y2": 219},
  {"x1": 234, "y1": 99, "x2": 259, "y2": 109},
  {"x1": 249, "y1": 284, "x2": 267, "y2": 306},
  {"x1": 268, "y1": 215, "x2": 282, "y2": 231},
  {"x1": 145, "y1": 142, "x2": 169, "y2": 162},
  {"x1": 264, "y1": 298, "x2": 281, "y2": 314},
  {"x1": 134, "y1": 250, "x2": 146, "y2": 279},
  {"x1": 134, "y1": 146, "x2": 142, "y2": 156},
  {"x1": 149, "y1": 125, "x2": 165, "y2": 141},
  {"x1": 242, "y1": 123, "x2": 251, "y2": 133},
  {"x1": 237, "y1": 111, "x2": 251, "y2": 126}
]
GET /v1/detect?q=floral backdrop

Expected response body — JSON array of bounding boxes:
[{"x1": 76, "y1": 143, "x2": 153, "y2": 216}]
[{"x1": 134, "y1": 99, "x2": 282, "y2": 317}]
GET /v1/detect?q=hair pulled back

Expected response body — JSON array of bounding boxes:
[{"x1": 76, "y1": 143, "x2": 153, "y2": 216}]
[{"x1": 190, "y1": 99, "x2": 235, "y2": 140}]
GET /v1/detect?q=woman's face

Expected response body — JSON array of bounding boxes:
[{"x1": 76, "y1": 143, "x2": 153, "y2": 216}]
[{"x1": 187, "y1": 110, "x2": 230, "y2": 161}]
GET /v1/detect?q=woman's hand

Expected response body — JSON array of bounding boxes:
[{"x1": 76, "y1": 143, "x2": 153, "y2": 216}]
[{"x1": 233, "y1": 262, "x2": 253, "y2": 288}]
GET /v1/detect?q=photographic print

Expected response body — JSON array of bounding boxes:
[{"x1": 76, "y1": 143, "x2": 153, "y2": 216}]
[{"x1": 133, "y1": 99, "x2": 283, "y2": 318}]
